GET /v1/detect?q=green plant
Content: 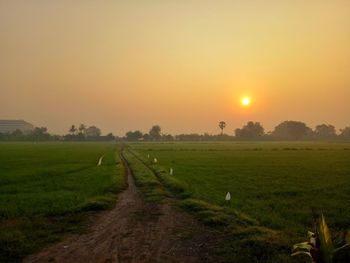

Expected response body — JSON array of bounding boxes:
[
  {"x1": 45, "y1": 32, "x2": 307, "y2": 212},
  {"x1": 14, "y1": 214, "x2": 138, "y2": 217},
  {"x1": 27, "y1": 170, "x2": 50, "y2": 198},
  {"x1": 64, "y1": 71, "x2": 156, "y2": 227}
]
[{"x1": 292, "y1": 214, "x2": 350, "y2": 262}]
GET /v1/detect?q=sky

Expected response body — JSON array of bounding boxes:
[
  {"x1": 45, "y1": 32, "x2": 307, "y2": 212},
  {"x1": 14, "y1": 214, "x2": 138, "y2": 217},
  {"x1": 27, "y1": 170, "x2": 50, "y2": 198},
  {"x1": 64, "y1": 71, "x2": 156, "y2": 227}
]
[{"x1": 1, "y1": 0, "x2": 349, "y2": 136}]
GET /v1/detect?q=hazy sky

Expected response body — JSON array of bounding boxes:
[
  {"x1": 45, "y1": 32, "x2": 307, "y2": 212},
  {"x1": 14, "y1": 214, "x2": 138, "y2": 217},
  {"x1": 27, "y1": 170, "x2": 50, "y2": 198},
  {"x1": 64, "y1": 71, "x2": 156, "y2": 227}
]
[{"x1": 1, "y1": 1, "x2": 349, "y2": 135}]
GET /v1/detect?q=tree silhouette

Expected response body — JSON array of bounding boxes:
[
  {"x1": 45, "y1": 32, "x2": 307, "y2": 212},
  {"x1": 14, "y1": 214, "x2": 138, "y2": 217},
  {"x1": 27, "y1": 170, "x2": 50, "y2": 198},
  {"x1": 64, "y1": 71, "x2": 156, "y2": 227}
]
[
  {"x1": 125, "y1": 130, "x2": 143, "y2": 141},
  {"x1": 219, "y1": 121, "x2": 226, "y2": 135},
  {"x1": 69, "y1": 125, "x2": 77, "y2": 135},
  {"x1": 315, "y1": 124, "x2": 336, "y2": 139},
  {"x1": 149, "y1": 125, "x2": 161, "y2": 140},
  {"x1": 31, "y1": 127, "x2": 49, "y2": 140},
  {"x1": 78, "y1": 124, "x2": 86, "y2": 135},
  {"x1": 235, "y1": 121, "x2": 264, "y2": 139},
  {"x1": 272, "y1": 121, "x2": 311, "y2": 140},
  {"x1": 85, "y1": 126, "x2": 101, "y2": 137},
  {"x1": 340, "y1": 127, "x2": 350, "y2": 140},
  {"x1": 12, "y1": 129, "x2": 23, "y2": 137}
]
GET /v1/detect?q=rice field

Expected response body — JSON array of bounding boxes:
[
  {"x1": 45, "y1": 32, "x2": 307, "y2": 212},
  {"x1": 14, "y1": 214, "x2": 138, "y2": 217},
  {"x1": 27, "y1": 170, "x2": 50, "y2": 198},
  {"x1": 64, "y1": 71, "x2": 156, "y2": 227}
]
[
  {"x1": 1, "y1": 141, "x2": 349, "y2": 262},
  {"x1": 0, "y1": 142, "x2": 124, "y2": 262},
  {"x1": 127, "y1": 141, "x2": 350, "y2": 262}
]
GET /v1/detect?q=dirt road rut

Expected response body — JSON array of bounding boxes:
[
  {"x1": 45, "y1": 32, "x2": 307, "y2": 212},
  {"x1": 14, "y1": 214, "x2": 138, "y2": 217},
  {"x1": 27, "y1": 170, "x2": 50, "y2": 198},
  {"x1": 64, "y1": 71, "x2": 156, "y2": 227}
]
[{"x1": 24, "y1": 154, "x2": 220, "y2": 263}]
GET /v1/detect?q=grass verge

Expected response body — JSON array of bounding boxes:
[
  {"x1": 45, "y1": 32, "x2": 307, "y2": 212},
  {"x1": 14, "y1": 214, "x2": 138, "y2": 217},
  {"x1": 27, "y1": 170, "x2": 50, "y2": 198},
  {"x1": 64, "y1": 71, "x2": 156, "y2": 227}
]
[{"x1": 122, "y1": 149, "x2": 167, "y2": 202}]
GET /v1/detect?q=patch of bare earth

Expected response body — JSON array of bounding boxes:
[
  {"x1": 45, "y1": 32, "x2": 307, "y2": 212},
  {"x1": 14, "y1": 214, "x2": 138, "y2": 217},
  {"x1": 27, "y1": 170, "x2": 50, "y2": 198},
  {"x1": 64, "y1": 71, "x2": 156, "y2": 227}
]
[{"x1": 24, "y1": 158, "x2": 223, "y2": 263}]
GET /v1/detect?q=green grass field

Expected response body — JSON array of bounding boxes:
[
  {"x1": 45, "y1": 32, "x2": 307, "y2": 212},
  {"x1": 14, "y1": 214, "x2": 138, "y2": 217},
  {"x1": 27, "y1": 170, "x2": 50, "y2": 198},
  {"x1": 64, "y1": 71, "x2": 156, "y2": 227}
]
[
  {"x1": 1, "y1": 141, "x2": 349, "y2": 262},
  {"x1": 0, "y1": 142, "x2": 125, "y2": 262},
  {"x1": 127, "y1": 141, "x2": 350, "y2": 262}
]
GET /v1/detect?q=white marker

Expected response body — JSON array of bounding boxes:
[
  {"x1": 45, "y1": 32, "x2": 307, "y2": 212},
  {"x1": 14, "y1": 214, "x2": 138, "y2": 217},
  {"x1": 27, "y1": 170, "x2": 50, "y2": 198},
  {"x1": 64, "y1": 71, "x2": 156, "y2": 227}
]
[
  {"x1": 147, "y1": 154, "x2": 150, "y2": 159},
  {"x1": 154, "y1": 158, "x2": 158, "y2": 164},
  {"x1": 225, "y1": 192, "x2": 231, "y2": 201},
  {"x1": 97, "y1": 156, "x2": 104, "y2": 166},
  {"x1": 170, "y1": 168, "x2": 173, "y2": 175}
]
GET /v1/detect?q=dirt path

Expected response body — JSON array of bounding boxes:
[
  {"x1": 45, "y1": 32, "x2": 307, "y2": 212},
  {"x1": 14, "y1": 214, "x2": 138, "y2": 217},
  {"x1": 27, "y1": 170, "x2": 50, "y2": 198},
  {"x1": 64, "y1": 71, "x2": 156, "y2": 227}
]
[{"x1": 24, "y1": 154, "x2": 221, "y2": 263}]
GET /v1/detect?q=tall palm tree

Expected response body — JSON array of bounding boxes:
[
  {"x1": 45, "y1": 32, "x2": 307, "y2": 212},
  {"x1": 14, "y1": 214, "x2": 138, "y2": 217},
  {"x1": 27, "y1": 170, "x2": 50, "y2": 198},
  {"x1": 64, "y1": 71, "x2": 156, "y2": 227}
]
[
  {"x1": 219, "y1": 121, "x2": 226, "y2": 135},
  {"x1": 69, "y1": 125, "x2": 77, "y2": 135}
]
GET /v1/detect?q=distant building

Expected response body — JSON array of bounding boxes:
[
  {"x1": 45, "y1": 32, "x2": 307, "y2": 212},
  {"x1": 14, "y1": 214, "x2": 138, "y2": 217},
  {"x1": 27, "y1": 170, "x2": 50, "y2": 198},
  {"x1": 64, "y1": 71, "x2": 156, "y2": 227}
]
[{"x1": 0, "y1": 120, "x2": 34, "y2": 134}]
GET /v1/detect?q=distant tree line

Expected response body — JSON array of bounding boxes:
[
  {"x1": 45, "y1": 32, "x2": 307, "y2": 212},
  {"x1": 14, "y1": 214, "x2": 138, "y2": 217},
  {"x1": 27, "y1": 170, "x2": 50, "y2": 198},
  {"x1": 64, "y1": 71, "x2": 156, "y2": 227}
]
[
  {"x1": 125, "y1": 125, "x2": 170, "y2": 141},
  {"x1": 124, "y1": 122, "x2": 350, "y2": 141},
  {"x1": 64, "y1": 124, "x2": 115, "y2": 141},
  {"x1": 1, "y1": 121, "x2": 350, "y2": 142},
  {"x1": 233, "y1": 121, "x2": 350, "y2": 141},
  {"x1": 0, "y1": 124, "x2": 116, "y2": 141},
  {"x1": 0, "y1": 127, "x2": 57, "y2": 141}
]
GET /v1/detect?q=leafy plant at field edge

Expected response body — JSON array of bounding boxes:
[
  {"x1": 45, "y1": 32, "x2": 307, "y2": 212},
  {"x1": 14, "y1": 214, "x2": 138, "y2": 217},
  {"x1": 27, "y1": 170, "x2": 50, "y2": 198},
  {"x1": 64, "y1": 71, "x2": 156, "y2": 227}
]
[{"x1": 292, "y1": 214, "x2": 350, "y2": 262}]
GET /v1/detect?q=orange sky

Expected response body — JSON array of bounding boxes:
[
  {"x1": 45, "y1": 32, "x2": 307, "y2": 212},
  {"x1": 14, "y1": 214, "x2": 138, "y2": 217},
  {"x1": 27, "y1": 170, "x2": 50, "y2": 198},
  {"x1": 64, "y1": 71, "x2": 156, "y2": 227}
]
[{"x1": 1, "y1": 1, "x2": 349, "y2": 135}]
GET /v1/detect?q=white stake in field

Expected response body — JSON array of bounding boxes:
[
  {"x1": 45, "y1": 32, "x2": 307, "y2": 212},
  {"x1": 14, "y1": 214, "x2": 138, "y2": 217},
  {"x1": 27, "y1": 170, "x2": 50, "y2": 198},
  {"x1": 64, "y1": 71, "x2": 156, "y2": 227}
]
[
  {"x1": 97, "y1": 156, "x2": 104, "y2": 166},
  {"x1": 169, "y1": 168, "x2": 173, "y2": 175},
  {"x1": 225, "y1": 192, "x2": 231, "y2": 201}
]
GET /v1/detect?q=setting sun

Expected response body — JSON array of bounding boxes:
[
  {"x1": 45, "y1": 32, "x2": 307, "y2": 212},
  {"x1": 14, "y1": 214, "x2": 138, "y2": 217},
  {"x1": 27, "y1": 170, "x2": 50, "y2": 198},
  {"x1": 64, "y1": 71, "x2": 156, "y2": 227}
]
[{"x1": 241, "y1": 96, "x2": 251, "y2": 107}]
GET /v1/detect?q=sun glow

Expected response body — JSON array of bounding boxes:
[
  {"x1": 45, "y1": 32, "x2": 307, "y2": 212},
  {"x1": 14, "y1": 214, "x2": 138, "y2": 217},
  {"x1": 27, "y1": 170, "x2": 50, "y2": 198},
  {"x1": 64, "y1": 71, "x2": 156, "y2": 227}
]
[{"x1": 241, "y1": 96, "x2": 251, "y2": 107}]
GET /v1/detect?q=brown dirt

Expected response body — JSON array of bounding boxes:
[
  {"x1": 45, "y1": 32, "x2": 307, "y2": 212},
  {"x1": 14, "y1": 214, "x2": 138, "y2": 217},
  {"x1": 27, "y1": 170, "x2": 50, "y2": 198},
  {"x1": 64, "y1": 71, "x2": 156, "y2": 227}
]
[{"x1": 24, "y1": 155, "x2": 222, "y2": 263}]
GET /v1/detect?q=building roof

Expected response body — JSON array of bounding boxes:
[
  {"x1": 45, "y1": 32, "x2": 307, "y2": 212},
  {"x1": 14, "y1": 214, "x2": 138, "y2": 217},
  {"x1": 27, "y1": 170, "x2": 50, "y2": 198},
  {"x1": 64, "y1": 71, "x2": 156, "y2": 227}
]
[
  {"x1": 0, "y1": 120, "x2": 34, "y2": 133},
  {"x1": 0, "y1": 120, "x2": 33, "y2": 125}
]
